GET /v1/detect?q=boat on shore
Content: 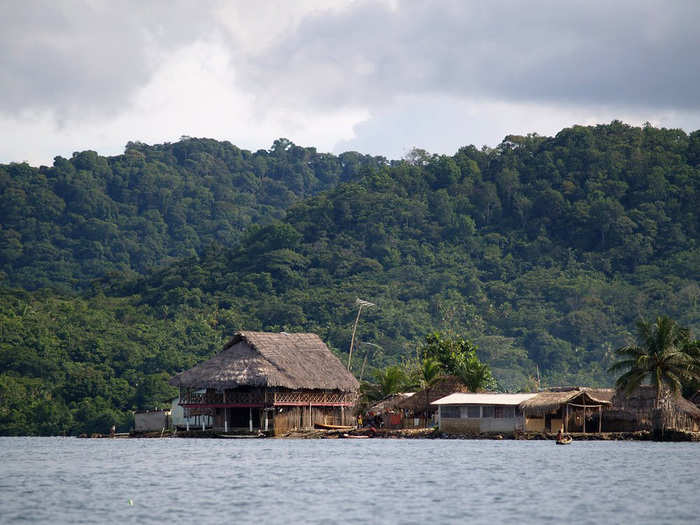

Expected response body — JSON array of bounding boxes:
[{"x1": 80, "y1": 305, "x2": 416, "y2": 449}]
[{"x1": 314, "y1": 423, "x2": 355, "y2": 431}]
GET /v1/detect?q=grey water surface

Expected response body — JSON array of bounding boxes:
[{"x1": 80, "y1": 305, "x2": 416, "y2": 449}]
[{"x1": 1, "y1": 437, "x2": 698, "y2": 524}]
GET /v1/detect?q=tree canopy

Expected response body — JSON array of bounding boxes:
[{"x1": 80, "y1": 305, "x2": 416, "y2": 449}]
[{"x1": 1, "y1": 122, "x2": 699, "y2": 435}]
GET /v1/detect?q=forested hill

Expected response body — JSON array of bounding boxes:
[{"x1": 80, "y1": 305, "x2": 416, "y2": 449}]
[
  {"x1": 0, "y1": 137, "x2": 384, "y2": 290},
  {"x1": 130, "y1": 122, "x2": 700, "y2": 386},
  {"x1": 1, "y1": 121, "x2": 700, "y2": 435}
]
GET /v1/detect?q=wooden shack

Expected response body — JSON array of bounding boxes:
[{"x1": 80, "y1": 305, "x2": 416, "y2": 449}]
[
  {"x1": 169, "y1": 331, "x2": 359, "y2": 435},
  {"x1": 519, "y1": 388, "x2": 615, "y2": 433},
  {"x1": 604, "y1": 386, "x2": 700, "y2": 432},
  {"x1": 396, "y1": 376, "x2": 469, "y2": 427}
]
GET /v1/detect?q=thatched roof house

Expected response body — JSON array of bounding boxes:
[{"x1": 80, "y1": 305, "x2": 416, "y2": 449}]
[
  {"x1": 170, "y1": 331, "x2": 358, "y2": 392},
  {"x1": 519, "y1": 387, "x2": 615, "y2": 433},
  {"x1": 369, "y1": 393, "x2": 415, "y2": 414},
  {"x1": 170, "y1": 331, "x2": 359, "y2": 434},
  {"x1": 520, "y1": 388, "x2": 615, "y2": 417},
  {"x1": 690, "y1": 390, "x2": 700, "y2": 409},
  {"x1": 605, "y1": 386, "x2": 700, "y2": 432},
  {"x1": 397, "y1": 376, "x2": 469, "y2": 414}
]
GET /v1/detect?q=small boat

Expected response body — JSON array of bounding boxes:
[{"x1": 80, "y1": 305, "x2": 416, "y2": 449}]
[
  {"x1": 314, "y1": 423, "x2": 355, "y2": 431},
  {"x1": 556, "y1": 436, "x2": 573, "y2": 445},
  {"x1": 342, "y1": 433, "x2": 369, "y2": 439},
  {"x1": 217, "y1": 433, "x2": 263, "y2": 439}
]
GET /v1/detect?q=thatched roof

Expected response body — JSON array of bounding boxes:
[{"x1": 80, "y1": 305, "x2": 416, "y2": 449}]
[
  {"x1": 520, "y1": 388, "x2": 615, "y2": 416},
  {"x1": 397, "y1": 376, "x2": 469, "y2": 412},
  {"x1": 169, "y1": 331, "x2": 359, "y2": 392},
  {"x1": 690, "y1": 390, "x2": 700, "y2": 408},
  {"x1": 612, "y1": 386, "x2": 700, "y2": 419},
  {"x1": 369, "y1": 393, "x2": 415, "y2": 413}
]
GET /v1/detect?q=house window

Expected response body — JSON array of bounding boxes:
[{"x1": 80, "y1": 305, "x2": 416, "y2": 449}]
[
  {"x1": 504, "y1": 406, "x2": 515, "y2": 418},
  {"x1": 494, "y1": 406, "x2": 505, "y2": 418},
  {"x1": 441, "y1": 406, "x2": 461, "y2": 418},
  {"x1": 466, "y1": 406, "x2": 480, "y2": 418},
  {"x1": 481, "y1": 406, "x2": 494, "y2": 418}
]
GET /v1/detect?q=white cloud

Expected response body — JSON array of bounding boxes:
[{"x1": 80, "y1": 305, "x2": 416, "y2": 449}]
[
  {"x1": 0, "y1": 39, "x2": 369, "y2": 165},
  {"x1": 1, "y1": 1, "x2": 699, "y2": 165}
]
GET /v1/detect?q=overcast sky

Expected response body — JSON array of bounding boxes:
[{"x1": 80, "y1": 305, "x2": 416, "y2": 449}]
[{"x1": 2, "y1": 0, "x2": 699, "y2": 165}]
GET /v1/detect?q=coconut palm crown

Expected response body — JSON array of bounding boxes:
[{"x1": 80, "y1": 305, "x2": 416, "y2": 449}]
[{"x1": 608, "y1": 316, "x2": 700, "y2": 407}]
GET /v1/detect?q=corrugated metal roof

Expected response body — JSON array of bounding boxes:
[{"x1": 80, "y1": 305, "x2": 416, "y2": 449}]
[{"x1": 431, "y1": 393, "x2": 537, "y2": 406}]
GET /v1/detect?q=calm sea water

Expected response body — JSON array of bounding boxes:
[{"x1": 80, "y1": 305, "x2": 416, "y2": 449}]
[{"x1": 1, "y1": 437, "x2": 698, "y2": 524}]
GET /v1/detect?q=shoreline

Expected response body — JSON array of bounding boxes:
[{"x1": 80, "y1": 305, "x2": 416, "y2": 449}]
[{"x1": 111, "y1": 427, "x2": 700, "y2": 442}]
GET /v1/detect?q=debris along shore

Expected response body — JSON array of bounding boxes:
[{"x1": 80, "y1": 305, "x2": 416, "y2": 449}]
[
  {"x1": 281, "y1": 428, "x2": 700, "y2": 441},
  {"x1": 80, "y1": 428, "x2": 700, "y2": 441}
]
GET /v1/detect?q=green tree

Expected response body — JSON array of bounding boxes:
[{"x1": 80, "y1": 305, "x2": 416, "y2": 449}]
[
  {"x1": 608, "y1": 316, "x2": 700, "y2": 407},
  {"x1": 419, "y1": 332, "x2": 495, "y2": 391},
  {"x1": 453, "y1": 354, "x2": 496, "y2": 393},
  {"x1": 367, "y1": 365, "x2": 408, "y2": 401}
]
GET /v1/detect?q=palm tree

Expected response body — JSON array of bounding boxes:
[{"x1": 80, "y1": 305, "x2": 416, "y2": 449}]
[
  {"x1": 608, "y1": 316, "x2": 700, "y2": 407},
  {"x1": 418, "y1": 358, "x2": 444, "y2": 421},
  {"x1": 453, "y1": 355, "x2": 495, "y2": 393},
  {"x1": 370, "y1": 365, "x2": 408, "y2": 400}
]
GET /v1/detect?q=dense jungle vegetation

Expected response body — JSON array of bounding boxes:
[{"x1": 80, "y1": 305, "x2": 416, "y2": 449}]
[{"x1": 1, "y1": 121, "x2": 699, "y2": 435}]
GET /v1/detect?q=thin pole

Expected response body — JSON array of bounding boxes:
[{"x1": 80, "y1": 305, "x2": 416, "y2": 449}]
[
  {"x1": 347, "y1": 299, "x2": 375, "y2": 372},
  {"x1": 347, "y1": 305, "x2": 364, "y2": 371}
]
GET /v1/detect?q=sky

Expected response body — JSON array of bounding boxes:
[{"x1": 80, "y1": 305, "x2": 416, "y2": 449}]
[{"x1": 1, "y1": 0, "x2": 699, "y2": 166}]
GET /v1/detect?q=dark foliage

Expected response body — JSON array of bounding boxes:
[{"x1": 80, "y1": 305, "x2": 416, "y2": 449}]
[{"x1": 1, "y1": 122, "x2": 699, "y2": 435}]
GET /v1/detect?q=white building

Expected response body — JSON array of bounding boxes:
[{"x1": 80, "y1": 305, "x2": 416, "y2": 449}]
[
  {"x1": 170, "y1": 395, "x2": 212, "y2": 430},
  {"x1": 432, "y1": 392, "x2": 537, "y2": 434}
]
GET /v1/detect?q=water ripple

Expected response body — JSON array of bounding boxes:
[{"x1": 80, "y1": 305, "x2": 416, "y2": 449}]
[{"x1": 1, "y1": 437, "x2": 698, "y2": 524}]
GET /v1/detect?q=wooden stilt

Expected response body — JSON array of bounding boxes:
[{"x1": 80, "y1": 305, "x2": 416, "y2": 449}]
[
  {"x1": 249, "y1": 407, "x2": 253, "y2": 432},
  {"x1": 598, "y1": 405, "x2": 602, "y2": 433}
]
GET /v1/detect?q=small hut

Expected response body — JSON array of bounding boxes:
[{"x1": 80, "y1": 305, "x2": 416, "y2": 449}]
[
  {"x1": 366, "y1": 393, "x2": 415, "y2": 428},
  {"x1": 397, "y1": 376, "x2": 469, "y2": 428},
  {"x1": 519, "y1": 387, "x2": 614, "y2": 433},
  {"x1": 169, "y1": 331, "x2": 359, "y2": 435},
  {"x1": 604, "y1": 386, "x2": 700, "y2": 432}
]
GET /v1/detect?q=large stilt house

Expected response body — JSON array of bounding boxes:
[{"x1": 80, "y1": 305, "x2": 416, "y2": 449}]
[{"x1": 169, "y1": 331, "x2": 359, "y2": 435}]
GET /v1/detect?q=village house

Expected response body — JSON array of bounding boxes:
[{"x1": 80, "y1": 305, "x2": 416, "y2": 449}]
[
  {"x1": 604, "y1": 385, "x2": 700, "y2": 432},
  {"x1": 366, "y1": 392, "x2": 415, "y2": 428},
  {"x1": 133, "y1": 408, "x2": 171, "y2": 432},
  {"x1": 432, "y1": 392, "x2": 537, "y2": 434},
  {"x1": 169, "y1": 331, "x2": 359, "y2": 435},
  {"x1": 397, "y1": 375, "x2": 469, "y2": 428},
  {"x1": 519, "y1": 387, "x2": 615, "y2": 433}
]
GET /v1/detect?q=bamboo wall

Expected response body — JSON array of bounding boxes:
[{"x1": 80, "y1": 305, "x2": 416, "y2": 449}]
[{"x1": 272, "y1": 406, "x2": 348, "y2": 435}]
